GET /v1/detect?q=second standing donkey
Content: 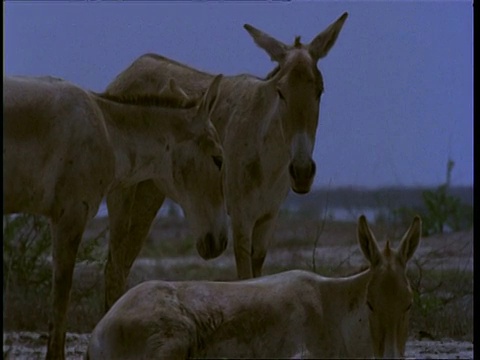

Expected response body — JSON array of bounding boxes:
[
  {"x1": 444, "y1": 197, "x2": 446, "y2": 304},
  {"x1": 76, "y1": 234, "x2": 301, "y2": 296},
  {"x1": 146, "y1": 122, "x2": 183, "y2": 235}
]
[{"x1": 103, "y1": 13, "x2": 349, "y2": 309}]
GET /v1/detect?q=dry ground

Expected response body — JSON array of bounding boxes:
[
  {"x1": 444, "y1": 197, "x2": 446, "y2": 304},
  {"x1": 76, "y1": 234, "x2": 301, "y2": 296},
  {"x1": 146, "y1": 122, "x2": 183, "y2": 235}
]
[{"x1": 3, "y1": 332, "x2": 474, "y2": 359}]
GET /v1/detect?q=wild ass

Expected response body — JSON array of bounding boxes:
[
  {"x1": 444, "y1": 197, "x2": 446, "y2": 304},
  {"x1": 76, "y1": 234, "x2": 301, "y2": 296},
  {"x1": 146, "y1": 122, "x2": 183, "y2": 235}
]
[
  {"x1": 3, "y1": 74, "x2": 227, "y2": 360},
  {"x1": 102, "y1": 13, "x2": 349, "y2": 305},
  {"x1": 87, "y1": 215, "x2": 421, "y2": 359}
]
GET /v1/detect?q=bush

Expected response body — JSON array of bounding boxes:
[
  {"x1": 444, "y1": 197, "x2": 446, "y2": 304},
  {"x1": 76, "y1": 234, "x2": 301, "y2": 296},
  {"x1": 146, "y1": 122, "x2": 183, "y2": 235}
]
[
  {"x1": 393, "y1": 159, "x2": 473, "y2": 236},
  {"x1": 408, "y1": 263, "x2": 473, "y2": 340},
  {"x1": 3, "y1": 215, "x2": 52, "y2": 330},
  {"x1": 3, "y1": 214, "x2": 107, "y2": 332}
]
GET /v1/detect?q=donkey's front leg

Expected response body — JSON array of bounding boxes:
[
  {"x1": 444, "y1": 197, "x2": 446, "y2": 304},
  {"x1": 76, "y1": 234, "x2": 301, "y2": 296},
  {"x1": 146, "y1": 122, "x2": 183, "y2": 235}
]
[
  {"x1": 251, "y1": 211, "x2": 279, "y2": 278},
  {"x1": 231, "y1": 216, "x2": 255, "y2": 279},
  {"x1": 105, "y1": 180, "x2": 165, "y2": 310},
  {"x1": 46, "y1": 203, "x2": 89, "y2": 360}
]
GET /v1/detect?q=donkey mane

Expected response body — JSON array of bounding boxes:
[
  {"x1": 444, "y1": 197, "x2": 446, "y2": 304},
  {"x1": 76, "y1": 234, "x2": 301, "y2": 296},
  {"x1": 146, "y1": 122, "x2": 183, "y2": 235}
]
[
  {"x1": 343, "y1": 265, "x2": 370, "y2": 277},
  {"x1": 184, "y1": 304, "x2": 224, "y2": 356},
  {"x1": 95, "y1": 91, "x2": 198, "y2": 109},
  {"x1": 264, "y1": 66, "x2": 281, "y2": 80},
  {"x1": 294, "y1": 36, "x2": 302, "y2": 48},
  {"x1": 143, "y1": 53, "x2": 210, "y2": 77}
]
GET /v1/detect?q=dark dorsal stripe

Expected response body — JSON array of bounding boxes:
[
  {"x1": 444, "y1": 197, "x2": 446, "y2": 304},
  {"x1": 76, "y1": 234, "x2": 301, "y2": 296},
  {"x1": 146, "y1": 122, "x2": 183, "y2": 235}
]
[
  {"x1": 94, "y1": 91, "x2": 198, "y2": 109},
  {"x1": 344, "y1": 265, "x2": 370, "y2": 277},
  {"x1": 294, "y1": 36, "x2": 302, "y2": 48},
  {"x1": 264, "y1": 66, "x2": 281, "y2": 80}
]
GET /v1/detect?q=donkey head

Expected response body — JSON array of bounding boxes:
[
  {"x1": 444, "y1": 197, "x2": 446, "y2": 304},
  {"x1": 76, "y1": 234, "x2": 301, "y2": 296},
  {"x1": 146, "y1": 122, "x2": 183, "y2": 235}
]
[
  {"x1": 244, "y1": 12, "x2": 348, "y2": 194},
  {"x1": 163, "y1": 75, "x2": 228, "y2": 260},
  {"x1": 358, "y1": 215, "x2": 421, "y2": 359}
]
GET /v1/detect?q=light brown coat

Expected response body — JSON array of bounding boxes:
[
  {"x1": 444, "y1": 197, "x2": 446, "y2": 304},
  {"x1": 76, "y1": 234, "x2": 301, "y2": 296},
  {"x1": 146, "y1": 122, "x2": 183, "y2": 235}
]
[
  {"x1": 87, "y1": 215, "x2": 421, "y2": 359},
  {"x1": 3, "y1": 74, "x2": 227, "y2": 359}
]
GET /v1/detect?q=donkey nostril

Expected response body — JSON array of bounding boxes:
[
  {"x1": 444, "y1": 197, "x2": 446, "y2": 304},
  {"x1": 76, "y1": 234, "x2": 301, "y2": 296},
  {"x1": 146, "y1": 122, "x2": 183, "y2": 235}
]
[
  {"x1": 310, "y1": 160, "x2": 316, "y2": 177},
  {"x1": 212, "y1": 155, "x2": 223, "y2": 170},
  {"x1": 197, "y1": 233, "x2": 213, "y2": 259},
  {"x1": 197, "y1": 232, "x2": 227, "y2": 260},
  {"x1": 289, "y1": 163, "x2": 296, "y2": 178},
  {"x1": 205, "y1": 232, "x2": 214, "y2": 252}
]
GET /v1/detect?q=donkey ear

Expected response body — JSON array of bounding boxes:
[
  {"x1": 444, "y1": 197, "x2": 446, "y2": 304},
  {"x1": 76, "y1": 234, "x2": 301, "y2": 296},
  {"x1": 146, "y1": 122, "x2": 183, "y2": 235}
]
[
  {"x1": 168, "y1": 78, "x2": 176, "y2": 92},
  {"x1": 168, "y1": 79, "x2": 190, "y2": 102},
  {"x1": 308, "y1": 12, "x2": 348, "y2": 61},
  {"x1": 244, "y1": 24, "x2": 289, "y2": 63},
  {"x1": 357, "y1": 215, "x2": 382, "y2": 267},
  {"x1": 199, "y1": 74, "x2": 223, "y2": 115},
  {"x1": 397, "y1": 216, "x2": 422, "y2": 264}
]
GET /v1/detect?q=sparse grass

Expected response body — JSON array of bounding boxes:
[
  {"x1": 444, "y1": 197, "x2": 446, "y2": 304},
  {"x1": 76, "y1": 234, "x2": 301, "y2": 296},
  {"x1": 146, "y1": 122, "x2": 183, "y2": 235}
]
[
  {"x1": 138, "y1": 218, "x2": 197, "y2": 258},
  {"x1": 393, "y1": 160, "x2": 473, "y2": 236},
  {"x1": 407, "y1": 256, "x2": 473, "y2": 341},
  {"x1": 131, "y1": 262, "x2": 238, "y2": 283},
  {"x1": 140, "y1": 234, "x2": 198, "y2": 258},
  {"x1": 3, "y1": 214, "x2": 108, "y2": 333}
]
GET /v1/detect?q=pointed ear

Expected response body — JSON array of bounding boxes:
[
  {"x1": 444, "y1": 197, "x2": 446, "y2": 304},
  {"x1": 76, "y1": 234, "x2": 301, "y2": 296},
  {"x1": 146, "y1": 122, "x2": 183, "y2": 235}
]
[
  {"x1": 244, "y1": 24, "x2": 288, "y2": 63},
  {"x1": 397, "y1": 216, "x2": 422, "y2": 264},
  {"x1": 308, "y1": 12, "x2": 348, "y2": 61},
  {"x1": 167, "y1": 78, "x2": 190, "y2": 102},
  {"x1": 358, "y1": 215, "x2": 382, "y2": 267},
  {"x1": 198, "y1": 74, "x2": 223, "y2": 116}
]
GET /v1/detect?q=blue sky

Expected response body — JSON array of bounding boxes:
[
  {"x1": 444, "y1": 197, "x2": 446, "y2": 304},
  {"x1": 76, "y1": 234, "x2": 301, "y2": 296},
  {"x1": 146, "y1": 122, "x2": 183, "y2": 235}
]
[{"x1": 5, "y1": 1, "x2": 473, "y2": 189}]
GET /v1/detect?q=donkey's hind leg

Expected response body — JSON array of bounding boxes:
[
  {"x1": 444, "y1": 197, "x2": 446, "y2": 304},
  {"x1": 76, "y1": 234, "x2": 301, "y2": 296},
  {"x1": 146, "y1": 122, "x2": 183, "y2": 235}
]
[{"x1": 144, "y1": 326, "x2": 197, "y2": 360}]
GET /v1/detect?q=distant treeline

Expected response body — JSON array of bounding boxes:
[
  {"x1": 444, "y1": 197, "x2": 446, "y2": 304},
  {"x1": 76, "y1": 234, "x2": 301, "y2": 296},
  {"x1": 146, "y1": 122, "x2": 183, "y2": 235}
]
[{"x1": 283, "y1": 185, "x2": 473, "y2": 212}]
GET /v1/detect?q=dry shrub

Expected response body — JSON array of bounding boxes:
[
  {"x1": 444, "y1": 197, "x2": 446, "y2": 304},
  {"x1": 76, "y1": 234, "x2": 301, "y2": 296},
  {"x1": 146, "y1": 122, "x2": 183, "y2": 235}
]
[{"x1": 3, "y1": 214, "x2": 107, "y2": 333}]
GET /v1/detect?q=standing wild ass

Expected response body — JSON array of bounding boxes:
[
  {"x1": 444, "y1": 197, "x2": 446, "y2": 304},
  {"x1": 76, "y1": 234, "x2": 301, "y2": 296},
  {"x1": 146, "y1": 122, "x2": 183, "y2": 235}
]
[
  {"x1": 102, "y1": 13, "x2": 349, "y2": 306},
  {"x1": 87, "y1": 215, "x2": 421, "y2": 359},
  {"x1": 3, "y1": 74, "x2": 227, "y2": 359}
]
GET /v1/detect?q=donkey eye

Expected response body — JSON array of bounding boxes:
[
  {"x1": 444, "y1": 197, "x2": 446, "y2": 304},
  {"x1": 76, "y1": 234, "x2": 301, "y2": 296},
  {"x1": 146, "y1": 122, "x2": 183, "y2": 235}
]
[
  {"x1": 405, "y1": 303, "x2": 413, "y2": 312},
  {"x1": 277, "y1": 89, "x2": 285, "y2": 101},
  {"x1": 317, "y1": 88, "x2": 323, "y2": 99},
  {"x1": 212, "y1": 155, "x2": 223, "y2": 170},
  {"x1": 367, "y1": 301, "x2": 374, "y2": 311}
]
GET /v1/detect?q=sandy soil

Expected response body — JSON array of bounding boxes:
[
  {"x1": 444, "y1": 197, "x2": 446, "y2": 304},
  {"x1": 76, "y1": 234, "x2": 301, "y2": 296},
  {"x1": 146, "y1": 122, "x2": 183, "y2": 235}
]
[{"x1": 3, "y1": 332, "x2": 474, "y2": 359}]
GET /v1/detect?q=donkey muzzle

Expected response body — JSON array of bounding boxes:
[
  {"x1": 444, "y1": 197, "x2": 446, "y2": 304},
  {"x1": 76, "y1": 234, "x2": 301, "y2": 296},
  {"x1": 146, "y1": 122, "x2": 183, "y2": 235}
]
[
  {"x1": 196, "y1": 231, "x2": 228, "y2": 260},
  {"x1": 289, "y1": 159, "x2": 316, "y2": 194}
]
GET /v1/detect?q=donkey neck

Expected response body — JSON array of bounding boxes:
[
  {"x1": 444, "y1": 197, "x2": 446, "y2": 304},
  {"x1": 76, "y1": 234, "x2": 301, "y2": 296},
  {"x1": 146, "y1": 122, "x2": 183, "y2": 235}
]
[
  {"x1": 321, "y1": 268, "x2": 371, "y2": 317},
  {"x1": 93, "y1": 93, "x2": 197, "y2": 139},
  {"x1": 321, "y1": 269, "x2": 373, "y2": 357},
  {"x1": 92, "y1": 95, "x2": 196, "y2": 186}
]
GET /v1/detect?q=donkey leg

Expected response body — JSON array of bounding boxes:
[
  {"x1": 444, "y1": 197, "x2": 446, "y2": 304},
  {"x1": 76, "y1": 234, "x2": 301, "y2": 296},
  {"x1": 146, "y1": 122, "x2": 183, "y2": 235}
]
[
  {"x1": 105, "y1": 180, "x2": 165, "y2": 310},
  {"x1": 232, "y1": 216, "x2": 255, "y2": 279},
  {"x1": 251, "y1": 211, "x2": 279, "y2": 278},
  {"x1": 46, "y1": 203, "x2": 89, "y2": 360},
  {"x1": 104, "y1": 184, "x2": 137, "y2": 311}
]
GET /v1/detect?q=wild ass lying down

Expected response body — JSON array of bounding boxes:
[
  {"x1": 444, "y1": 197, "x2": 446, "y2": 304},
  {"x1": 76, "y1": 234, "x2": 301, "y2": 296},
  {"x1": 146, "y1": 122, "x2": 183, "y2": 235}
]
[
  {"x1": 87, "y1": 215, "x2": 421, "y2": 359},
  {"x1": 102, "y1": 13, "x2": 349, "y2": 303},
  {"x1": 3, "y1": 74, "x2": 227, "y2": 360}
]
